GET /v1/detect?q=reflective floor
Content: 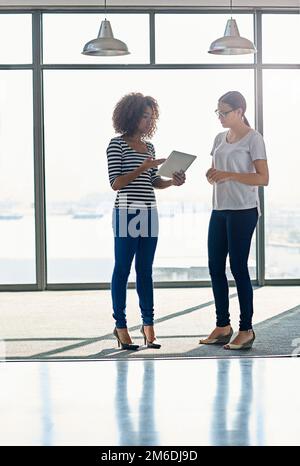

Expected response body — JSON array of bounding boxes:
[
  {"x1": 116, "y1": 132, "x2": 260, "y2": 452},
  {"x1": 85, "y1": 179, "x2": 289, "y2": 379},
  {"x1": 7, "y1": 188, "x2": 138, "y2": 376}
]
[{"x1": 0, "y1": 357, "x2": 299, "y2": 446}]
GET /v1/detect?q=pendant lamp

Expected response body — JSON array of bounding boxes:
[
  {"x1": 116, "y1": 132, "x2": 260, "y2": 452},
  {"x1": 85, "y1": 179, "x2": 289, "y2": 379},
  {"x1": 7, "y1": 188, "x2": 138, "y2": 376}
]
[
  {"x1": 208, "y1": 0, "x2": 256, "y2": 55},
  {"x1": 82, "y1": 0, "x2": 130, "y2": 56}
]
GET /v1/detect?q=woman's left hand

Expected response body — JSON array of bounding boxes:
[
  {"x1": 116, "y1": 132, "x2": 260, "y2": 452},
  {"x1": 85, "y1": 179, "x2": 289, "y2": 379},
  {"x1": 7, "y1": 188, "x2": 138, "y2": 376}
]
[
  {"x1": 206, "y1": 168, "x2": 232, "y2": 183},
  {"x1": 172, "y1": 170, "x2": 186, "y2": 186}
]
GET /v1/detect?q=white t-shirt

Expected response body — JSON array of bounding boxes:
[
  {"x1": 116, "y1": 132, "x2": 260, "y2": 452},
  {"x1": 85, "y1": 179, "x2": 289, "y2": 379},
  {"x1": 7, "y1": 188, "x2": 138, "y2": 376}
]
[{"x1": 210, "y1": 129, "x2": 267, "y2": 215}]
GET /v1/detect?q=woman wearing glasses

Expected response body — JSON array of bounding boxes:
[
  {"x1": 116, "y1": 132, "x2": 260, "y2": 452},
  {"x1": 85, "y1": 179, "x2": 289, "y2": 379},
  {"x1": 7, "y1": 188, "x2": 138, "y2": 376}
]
[
  {"x1": 107, "y1": 92, "x2": 186, "y2": 350},
  {"x1": 199, "y1": 91, "x2": 269, "y2": 350}
]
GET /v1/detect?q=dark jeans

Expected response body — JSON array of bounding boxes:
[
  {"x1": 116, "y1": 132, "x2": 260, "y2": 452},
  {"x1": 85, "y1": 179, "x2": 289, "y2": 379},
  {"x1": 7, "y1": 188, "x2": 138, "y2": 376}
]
[
  {"x1": 208, "y1": 208, "x2": 258, "y2": 331},
  {"x1": 111, "y1": 208, "x2": 158, "y2": 329}
]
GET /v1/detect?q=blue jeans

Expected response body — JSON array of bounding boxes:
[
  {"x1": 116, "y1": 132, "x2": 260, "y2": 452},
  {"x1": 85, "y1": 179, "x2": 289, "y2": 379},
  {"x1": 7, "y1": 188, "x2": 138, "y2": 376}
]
[
  {"x1": 208, "y1": 208, "x2": 258, "y2": 331},
  {"x1": 111, "y1": 208, "x2": 158, "y2": 329}
]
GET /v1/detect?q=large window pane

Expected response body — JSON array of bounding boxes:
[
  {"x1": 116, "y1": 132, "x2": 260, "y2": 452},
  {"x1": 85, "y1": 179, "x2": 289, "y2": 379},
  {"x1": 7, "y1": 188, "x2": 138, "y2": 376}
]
[
  {"x1": 264, "y1": 70, "x2": 300, "y2": 279},
  {"x1": 43, "y1": 14, "x2": 149, "y2": 64},
  {"x1": 262, "y1": 14, "x2": 300, "y2": 64},
  {"x1": 44, "y1": 69, "x2": 255, "y2": 283},
  {"x1": 155, "y1": 14, "x2": 254, "y2": 64},
  {"x1": 0, "y1": 71, "x2": 35, "y2": 284},
  {"x1": 0, "y1": 14, "x2": 32, "y2": 63}
]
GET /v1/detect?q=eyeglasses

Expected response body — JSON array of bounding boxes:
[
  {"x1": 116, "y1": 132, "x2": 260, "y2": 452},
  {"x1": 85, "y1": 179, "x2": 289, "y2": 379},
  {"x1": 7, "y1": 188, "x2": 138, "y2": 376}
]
[{"x1": 215, "y1": 108, "x2": 237, "y2": 118}]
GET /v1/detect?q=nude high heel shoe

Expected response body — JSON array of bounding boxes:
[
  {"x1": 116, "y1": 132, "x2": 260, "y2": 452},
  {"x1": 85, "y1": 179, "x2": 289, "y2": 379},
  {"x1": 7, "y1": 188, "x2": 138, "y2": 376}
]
[
  {"x1": 199, "y1": 327, "x2": 233, "y2": 345},
  {"x1": 224, "y1": 330, "x2": 255, "y2": 350}
]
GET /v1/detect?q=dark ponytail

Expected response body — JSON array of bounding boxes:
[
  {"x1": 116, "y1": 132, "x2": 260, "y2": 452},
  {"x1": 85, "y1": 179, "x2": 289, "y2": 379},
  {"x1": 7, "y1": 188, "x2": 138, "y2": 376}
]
[
  {"x1": 243, "y1": 115, "x2": 250, "y2": 127},
  {"x1": 218, "y1": 91, "x2": 251, "y2": 127}
]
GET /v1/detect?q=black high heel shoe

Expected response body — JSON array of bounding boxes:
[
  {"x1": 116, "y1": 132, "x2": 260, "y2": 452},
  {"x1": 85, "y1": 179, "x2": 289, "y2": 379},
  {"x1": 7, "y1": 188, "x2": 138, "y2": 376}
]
[
  {"x1": 113, "y1": 328, "x2": 139, "y2": 351},
  {"x1": 141, "y1": 325, "x2": 161, "y2": 349}
]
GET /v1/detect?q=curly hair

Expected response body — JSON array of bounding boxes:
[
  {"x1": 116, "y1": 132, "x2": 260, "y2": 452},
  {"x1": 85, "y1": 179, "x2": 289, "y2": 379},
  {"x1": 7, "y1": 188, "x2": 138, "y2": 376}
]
[{"x1": 112, "y1": 92, "x2": 159, "y2": 139}]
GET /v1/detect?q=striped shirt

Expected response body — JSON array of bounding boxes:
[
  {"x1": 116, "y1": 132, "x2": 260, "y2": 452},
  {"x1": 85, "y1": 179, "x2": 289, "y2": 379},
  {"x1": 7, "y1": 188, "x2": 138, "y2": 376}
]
[{"x1": 106, "y1": 136, "x2": 160, "y2": 209}]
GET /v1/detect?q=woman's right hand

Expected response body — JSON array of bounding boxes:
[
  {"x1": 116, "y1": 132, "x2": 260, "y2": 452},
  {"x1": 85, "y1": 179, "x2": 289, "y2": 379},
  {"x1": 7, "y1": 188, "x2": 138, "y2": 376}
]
[
  {"x1": 206, "y1": 168, "x2": 214, "y2": 184},
  {"x1": 140, "y1": 156, "x2": 166, "y2": 171}
]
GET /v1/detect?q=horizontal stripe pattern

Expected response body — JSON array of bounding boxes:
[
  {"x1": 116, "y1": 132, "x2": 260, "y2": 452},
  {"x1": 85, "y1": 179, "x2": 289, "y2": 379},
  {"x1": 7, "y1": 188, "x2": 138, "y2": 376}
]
[{"x1": 107, "y1": 136, "x2": 160, "y2": 209}]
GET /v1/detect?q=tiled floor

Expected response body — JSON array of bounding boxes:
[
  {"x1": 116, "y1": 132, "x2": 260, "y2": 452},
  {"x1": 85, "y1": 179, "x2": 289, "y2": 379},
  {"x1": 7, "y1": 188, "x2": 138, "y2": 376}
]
[
  {"x1": 0, "y1": 287, "x2": 299, "y2": 445},
  {"x1": 0, "y1": 357, "x2": 299, "y2": 446}
]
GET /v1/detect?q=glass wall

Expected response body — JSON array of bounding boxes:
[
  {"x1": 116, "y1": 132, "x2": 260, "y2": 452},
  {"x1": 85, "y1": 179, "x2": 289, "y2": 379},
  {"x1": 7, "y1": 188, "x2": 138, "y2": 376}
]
[
  {"x1": 0, "y1": 9, "x2": 298, "y2": 287},
  {"x1": 263, "y1": 70, "x2": 300, "y2": 279},
  {"x1": 43, "y1": 14, "x2": 150, "y2": 64},
  {"x1": 262, "y1": 14, "x2": 300, "y2": 64},
  {"x1": 44, "y1": 69, "x2": 254, "y2": 283},
  {"x1": 155, "y1": 13, "x2": 254, "y2": 64},
  {"x1": 0, "y1": 14, "x2": 32, "y2": 63},
  {"x1": 262, "y1": 13, "x2": 300, "y2": 280},
  {"x1": 0, "y1": 14, "x2": 35, "y2": 285}
]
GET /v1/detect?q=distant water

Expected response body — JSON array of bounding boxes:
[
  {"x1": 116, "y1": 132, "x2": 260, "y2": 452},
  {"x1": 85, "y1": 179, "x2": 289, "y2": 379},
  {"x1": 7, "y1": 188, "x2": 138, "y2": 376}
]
[{"x1": 0, "y1": 212, "x2": 298, "y2": 284}]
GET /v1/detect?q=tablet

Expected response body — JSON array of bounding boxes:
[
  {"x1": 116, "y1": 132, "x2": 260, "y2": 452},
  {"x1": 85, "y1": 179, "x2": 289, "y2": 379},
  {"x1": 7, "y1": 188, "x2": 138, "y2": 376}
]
[{"x1": 157, "y1": 150, "x2": 197, "y2": 178}]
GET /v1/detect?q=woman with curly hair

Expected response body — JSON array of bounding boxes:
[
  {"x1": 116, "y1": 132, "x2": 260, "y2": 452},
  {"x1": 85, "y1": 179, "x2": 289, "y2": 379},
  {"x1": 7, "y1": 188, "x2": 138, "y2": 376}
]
[{"x1": 107, "y1": 92, "x2": 185, "y2": 350}]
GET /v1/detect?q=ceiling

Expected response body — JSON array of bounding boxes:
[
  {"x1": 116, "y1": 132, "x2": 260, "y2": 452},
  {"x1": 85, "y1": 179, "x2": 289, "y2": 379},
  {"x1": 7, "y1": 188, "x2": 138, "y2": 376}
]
[{"x1": 0, "y1": 1, "x2": 299, "y2": 9}]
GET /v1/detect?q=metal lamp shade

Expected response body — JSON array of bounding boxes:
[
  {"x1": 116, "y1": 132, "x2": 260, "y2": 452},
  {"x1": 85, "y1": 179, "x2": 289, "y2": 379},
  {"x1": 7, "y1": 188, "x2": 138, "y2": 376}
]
[
  {"x1": 82, "y1": 19, "x2": 130, "y2": 56},
  {"x1": 208, "y1": 19, "x2": 256, "y2": 55}
]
